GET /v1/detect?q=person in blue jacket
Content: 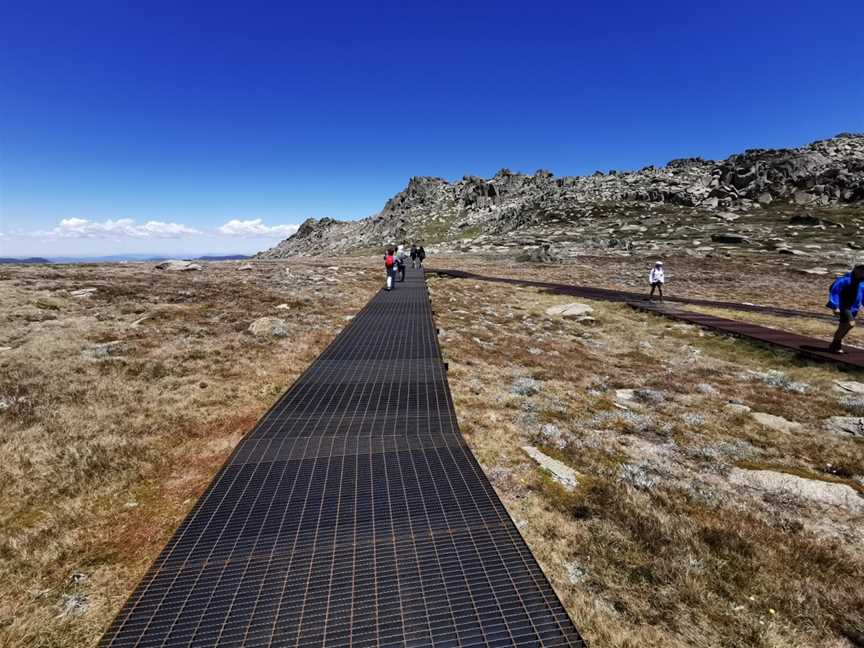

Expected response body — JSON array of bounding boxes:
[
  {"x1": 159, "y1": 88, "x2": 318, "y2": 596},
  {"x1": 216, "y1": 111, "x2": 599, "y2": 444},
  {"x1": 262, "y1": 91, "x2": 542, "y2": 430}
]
[{"x1": 827, "y1": 265, "x2": 864, "y2": 353}]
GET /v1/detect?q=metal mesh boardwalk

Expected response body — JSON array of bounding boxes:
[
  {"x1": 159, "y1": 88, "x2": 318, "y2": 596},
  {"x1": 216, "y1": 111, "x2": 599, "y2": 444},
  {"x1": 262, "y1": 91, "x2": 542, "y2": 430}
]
[{"x1": 100, "y1": 267, "x2": 585, "y2": 648}]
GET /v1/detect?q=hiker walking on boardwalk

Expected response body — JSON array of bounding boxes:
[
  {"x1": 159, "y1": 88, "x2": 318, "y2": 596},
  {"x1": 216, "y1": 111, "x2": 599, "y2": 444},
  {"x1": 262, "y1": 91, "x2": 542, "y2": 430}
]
[
  {"x1": 410, "y1": 244, "x2": 419, "y2": 269},
  {"x1": 417, "y1": 245, "x2": 426, "y2": 268},
  {"x1": 397, "y1": 246, "x2": 407, "y2": 282},
  {"x1": 384, "y1": 247, "x2": 398, "y2": 291},
  {"x1": 648, "y1": 261, "x2": 665, "y2": 301},
  {"x1": 826, "y1": 264, "x2": 864, "y2": 353}
]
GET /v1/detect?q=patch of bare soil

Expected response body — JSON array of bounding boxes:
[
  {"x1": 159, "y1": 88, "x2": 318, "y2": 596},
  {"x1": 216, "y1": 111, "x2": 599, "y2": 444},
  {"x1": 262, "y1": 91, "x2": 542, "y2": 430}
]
[
  {"x1": 429, "y1": 257, "x2": 864, "y2": 647},
  {"x1": 0, "y1": 258, "x2": 380, "y2": 647}
]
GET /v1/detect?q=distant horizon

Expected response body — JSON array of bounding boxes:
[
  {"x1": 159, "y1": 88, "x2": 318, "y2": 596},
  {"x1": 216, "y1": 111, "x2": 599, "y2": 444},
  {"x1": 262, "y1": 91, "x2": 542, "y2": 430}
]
[
  {"x1": 2, "y1": 0, "x2": 863, "y2": 256},
  {"x1": 2, "y1": 128, "x2": 862, "y2": 256},
  {"x1": 0, "y1": 252, "x2": 253, "y2": 260}
]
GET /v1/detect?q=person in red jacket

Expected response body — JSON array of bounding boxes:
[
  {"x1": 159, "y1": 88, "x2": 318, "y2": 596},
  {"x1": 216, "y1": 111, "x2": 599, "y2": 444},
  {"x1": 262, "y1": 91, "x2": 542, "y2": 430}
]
[{"x1": 383, "y1": 247, "x2": 397, "y2": 291}]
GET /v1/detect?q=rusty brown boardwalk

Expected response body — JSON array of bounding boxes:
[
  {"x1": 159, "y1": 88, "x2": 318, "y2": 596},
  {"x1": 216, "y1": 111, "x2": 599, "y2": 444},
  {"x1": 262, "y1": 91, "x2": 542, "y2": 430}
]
[
  {"x1": 631, "y1": 301, "x2": 864, "y2": 369},
  {"x1": 431, "y1": 268, "x2": 864, "y2": 371}
]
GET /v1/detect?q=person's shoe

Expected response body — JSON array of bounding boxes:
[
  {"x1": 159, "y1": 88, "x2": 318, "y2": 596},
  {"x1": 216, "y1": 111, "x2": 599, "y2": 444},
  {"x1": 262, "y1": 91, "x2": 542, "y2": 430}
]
[{"x1": 828, "y1": 343, "x2": 843, "y2": 354}]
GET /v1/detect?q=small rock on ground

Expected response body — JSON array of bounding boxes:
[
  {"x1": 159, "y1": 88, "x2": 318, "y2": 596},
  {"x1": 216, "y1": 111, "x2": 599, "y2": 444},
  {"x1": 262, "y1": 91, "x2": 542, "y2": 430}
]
[
  {"x1": 537, "y1": 424, "x2": 568, "y2": 449},
  {"x1": 545, "y1": 303, "x2": 594, "y2": 321},
  {"x1": 751, "y1": 411, "x2": 802, "y2": 434},
  {"x1": 154, "y1": 260, "x2": 202, "y2": 271},
  {"x1": 728, "y1": 468, "x2": 864, "y2": 513},
  {"x1": 248, "y1": 317, "x2": 289, "y2": 337},
  {"x1": 35, "y1": 297, "x2": 63, "y2": 310},
  {"x1": 522, "y1": 446, "x2": 578, "y2": 490},
  {"x1": 564, "y1": 561, "x2": 588, "y2": 585},
  {"x1": 58, "y1": 593, "x2": 90, "y2": 618},
  {"x1": 81, "y1": 341, "x2": 124, "y2": 360},
  {"x1": 511, "y1": 376, "x2": 539, "y2": 397},
  {"x1": 834, "y1": 380, "x2": 864, "y2": 395},
  {"x1": 615, "y1": 389, "x2": 636, "y2": 405},
  {"x1": 70, "y1": 287, "x2": 98, "y2": 297},
  {"x1": 725, "y1": 402, "x2": 752, "y2": 415},
  {"x1": 823, "y1": 416, "x2": 864, "y2": 437}
]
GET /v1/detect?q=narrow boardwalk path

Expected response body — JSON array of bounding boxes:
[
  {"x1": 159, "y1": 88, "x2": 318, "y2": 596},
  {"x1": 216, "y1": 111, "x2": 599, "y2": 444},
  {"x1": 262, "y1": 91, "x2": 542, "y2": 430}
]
[
  {"x1": 631, "y1": 301, "x2": 864, "y2": 369},
  {"x1": 430, "y1": 268, "x2": 830, "y2": 320},
  {"x1": 432, "y1": 268, "x2": 864, "y2": 370},
  {"x1": 101, "y1": 267, "x2": 584, "y2": 647}
]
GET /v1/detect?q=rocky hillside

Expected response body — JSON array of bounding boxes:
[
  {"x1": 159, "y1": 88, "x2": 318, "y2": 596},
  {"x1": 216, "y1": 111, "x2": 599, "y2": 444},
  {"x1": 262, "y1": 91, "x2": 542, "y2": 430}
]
[{"x1": 258, "y1": 133, "x2": 864, "y2": 259}]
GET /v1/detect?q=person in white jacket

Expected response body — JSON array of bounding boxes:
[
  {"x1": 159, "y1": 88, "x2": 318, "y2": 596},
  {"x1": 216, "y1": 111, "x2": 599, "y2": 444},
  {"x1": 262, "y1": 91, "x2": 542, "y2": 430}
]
[{"x1": 649, "y1": 261, "x2": 665, "y2": 301}]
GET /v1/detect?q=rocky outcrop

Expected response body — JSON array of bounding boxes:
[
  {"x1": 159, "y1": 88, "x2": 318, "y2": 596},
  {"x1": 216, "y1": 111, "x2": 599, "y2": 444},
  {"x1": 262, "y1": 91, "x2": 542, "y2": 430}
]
[{"x1": 258, "y1": 133, "x2": 864, "y2": 257}]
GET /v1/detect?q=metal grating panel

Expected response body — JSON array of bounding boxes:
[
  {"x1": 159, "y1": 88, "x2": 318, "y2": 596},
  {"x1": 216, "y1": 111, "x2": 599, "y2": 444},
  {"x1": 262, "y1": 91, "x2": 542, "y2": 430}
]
[{"x1": 100, "y1": 267, "x2": 585, "y2": 647}]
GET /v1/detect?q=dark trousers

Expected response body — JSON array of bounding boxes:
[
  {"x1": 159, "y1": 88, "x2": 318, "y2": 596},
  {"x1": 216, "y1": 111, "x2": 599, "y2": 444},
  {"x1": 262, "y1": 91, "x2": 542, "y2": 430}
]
[
  {"x1": 649, "y1": 282, "x2": 663, "y2": 300},
  {"x1": 830, "y1": 309, "x2": 856, "y2": 351}
]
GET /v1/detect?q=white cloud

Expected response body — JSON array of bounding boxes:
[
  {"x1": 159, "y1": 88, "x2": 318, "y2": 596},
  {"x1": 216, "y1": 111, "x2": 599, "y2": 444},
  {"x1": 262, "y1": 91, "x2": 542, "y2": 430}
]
[
  {"x1": 35, "y1": 218, "x2": 201, "y2": 239},
  {"x1": 217, "y1": 219, "x2": 299, "y2": 238}
]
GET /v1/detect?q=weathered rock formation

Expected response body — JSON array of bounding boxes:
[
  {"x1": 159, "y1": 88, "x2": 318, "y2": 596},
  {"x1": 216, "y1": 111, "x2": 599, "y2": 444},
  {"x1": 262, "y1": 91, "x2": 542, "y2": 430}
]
[{"x1": 258, "y1": 133, "x2": 864, "y2": 257}]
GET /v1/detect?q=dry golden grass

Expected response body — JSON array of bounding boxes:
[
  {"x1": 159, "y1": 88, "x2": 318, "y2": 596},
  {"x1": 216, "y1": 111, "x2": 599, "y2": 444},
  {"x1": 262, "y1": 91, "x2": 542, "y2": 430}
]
[
  {"x1": 3, "y1": 252, "x2": 862, "y2": 647},
  {"x1": 428, "y1": 252, "x2": 839, "y2": 314},
  {"x1": 0, "y1": 259, "x2": 380, "y2": 648},
  {"x1": 429, "y1": 261, "x2": 864, "y2": 648}
]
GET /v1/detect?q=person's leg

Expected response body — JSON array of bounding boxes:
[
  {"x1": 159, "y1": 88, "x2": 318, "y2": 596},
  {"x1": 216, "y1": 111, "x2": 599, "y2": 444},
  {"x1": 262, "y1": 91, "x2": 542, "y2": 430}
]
[
  {"x1": 829, "y1": 311, "x2": 854, "y2": 351},
  {"x1": 649, "y1": 283, "x2": 656, "y2": 300},
  {"x1": 658, "y1": 283, "x2": 663, "y2": 301}
]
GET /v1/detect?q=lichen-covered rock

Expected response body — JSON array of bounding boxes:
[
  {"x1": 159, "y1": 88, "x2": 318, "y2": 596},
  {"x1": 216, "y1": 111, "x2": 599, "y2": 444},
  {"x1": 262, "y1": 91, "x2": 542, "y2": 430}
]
[
  {"x1": 154, "y1": 260, "x2": 202, "y2": 272},
  {"x1": 729, "y1": 468, "x2": 864, "y2": 513},
  {"x1": 248, "y1": 317, "x2": 289, "y2": 338},
  {"x1": 511, "y1": 376, "x2": 539, "y2": 397},
  {"x1": 545, "y1": 303, "x2": 594, "y2": 321},
  {"x1": 834, "y1": 380, "x2": 864, "y2": 395},
  {"x1": 522, "y1": 446, "x2": 579, "y2": 490},
  {"x1": 751, "y1": 412, "x2": 802, "y2": 434},
  {"x1": 823, "y1": 416, "x2": 864, "y2": 437}
]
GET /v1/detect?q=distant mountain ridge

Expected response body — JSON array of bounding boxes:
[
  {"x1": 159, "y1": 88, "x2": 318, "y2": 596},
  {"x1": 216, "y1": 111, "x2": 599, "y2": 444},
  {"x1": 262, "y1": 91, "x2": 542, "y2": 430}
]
[
  {"x1": 0, "y1": 254, "x2": 251, "y2": 265},
  {"x1": 0, "y1": 257, "x2": 51, "y2": 264},
  {"x1": 258, "y1": 132, "x2": 864, "y2": 258}
]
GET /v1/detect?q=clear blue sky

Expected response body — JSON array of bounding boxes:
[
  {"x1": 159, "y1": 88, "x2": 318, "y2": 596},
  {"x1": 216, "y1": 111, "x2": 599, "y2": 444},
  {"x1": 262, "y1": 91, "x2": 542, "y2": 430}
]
[{"x1": 2, "y1": 0, "x2": 863, "y2": 256}]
